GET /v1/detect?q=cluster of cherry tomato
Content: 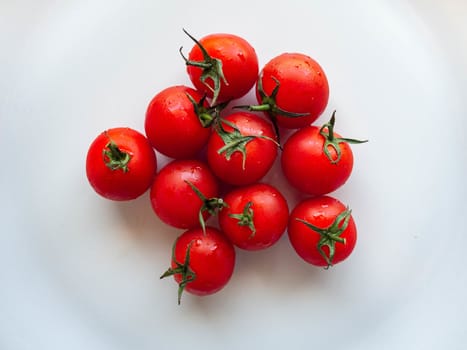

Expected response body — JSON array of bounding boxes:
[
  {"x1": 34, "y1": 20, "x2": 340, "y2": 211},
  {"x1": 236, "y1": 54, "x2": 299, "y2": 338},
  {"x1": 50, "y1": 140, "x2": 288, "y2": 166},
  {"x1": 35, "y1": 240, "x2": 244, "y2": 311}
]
[{"x1": 85, "y1": 29, "x2": 367, "y2": 304}]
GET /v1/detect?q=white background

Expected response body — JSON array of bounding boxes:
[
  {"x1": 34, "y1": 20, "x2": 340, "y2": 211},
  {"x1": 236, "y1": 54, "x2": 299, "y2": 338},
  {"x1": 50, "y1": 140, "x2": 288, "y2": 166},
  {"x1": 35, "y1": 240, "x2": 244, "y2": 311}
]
[{"x1": 1, "y1": 1, "x2": 466, "y2": 349}]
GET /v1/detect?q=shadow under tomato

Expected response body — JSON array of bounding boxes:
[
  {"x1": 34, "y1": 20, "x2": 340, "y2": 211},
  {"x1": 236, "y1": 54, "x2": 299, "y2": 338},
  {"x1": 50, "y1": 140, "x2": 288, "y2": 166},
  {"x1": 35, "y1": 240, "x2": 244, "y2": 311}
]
[
  {"x1": 112, "y1": 183, "x2": 337, "y2": 310},
  {"x1": 234, "y1": 235, "x2": 328, "y2": 291},
  {"x1": 114, "y1": 191, "x2": 181, "y2": 258}
]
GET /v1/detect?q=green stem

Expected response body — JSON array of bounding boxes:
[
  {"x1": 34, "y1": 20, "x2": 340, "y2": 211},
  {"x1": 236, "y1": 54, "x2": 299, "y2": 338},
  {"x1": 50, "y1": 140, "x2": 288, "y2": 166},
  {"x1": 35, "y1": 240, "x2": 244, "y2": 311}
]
[
  {"x1": 233, "y1": 73, "x2": 308, "y2": 144},
  {"x1": 235, "y1": 104, "x2": 272, "y2": 112},
  {"x1": 229, "y1": 201, "x2": 256, "y2": 238},
  {"x1": 160, "y1": 239, "x2": 196, "y2": 305},
  {"x1": 319, "y1": 111, "x2": 368, "y2": 164},
  {"x1": 180, "y1": 29, "x2": 228, "y2": 105},
  {"x1": 102, "y1": 140, "x2": 131, "y2": 172},
  {"x1": 214, "y1": 118, "x2": 279, "y2": 169},
  {"x1": 184, "y1": 180, "x2": 227, "y2": 233},
  {"x1": 186, "y1": 92, "x2": 229, "y2": 128},
  {"x1": 296, "y1": 207, "x2": 352, "y2": 268}
]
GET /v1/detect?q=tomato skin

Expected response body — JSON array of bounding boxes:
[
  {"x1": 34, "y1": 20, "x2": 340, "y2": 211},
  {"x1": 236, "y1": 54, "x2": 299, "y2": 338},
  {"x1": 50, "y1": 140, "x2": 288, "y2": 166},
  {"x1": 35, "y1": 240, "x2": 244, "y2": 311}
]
[
  {"x1": 288, "y1": 196, "x2": 357, "y2": 267},
  {"x1": 149, "y1": 159, "x2": 219, "y2": 229},
  {"x1": 206, "y1": 112, "x2": 278, "y2": 186},
  {"x1": 257, "y1": 52, "x2": 329, "y2": 129},
  {"x1": 218, "y1": 183, "x2": 289, "y2": 251},
  {"x1": 172, "y1": 227, "x2": 236, "y2": 296},
  {"x1": 144, "y1": 85, "x2": 211, "y2": 159},
  {"x1": 86, "y1": 127, "x2": 157, "y2": 201},
  {"x1": 187, "y1": 33, "x2": 259, "y2": 102},
  {"x1": 281, "y1": 125, "x2": 353, "y2": 196}
]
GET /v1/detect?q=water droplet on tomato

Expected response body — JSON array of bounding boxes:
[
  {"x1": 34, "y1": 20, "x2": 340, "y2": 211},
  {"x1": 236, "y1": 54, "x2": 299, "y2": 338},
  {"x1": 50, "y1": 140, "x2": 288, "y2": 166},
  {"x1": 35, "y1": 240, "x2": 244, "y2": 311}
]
[{"x1": 237, "y1": 52, "x2": 245, "y2": 61}]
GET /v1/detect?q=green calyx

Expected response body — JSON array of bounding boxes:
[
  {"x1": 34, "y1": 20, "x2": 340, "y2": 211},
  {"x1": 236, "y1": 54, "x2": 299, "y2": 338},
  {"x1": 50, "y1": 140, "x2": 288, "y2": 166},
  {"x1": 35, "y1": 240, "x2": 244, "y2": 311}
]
[
  {"x1": 214, "y1": 118, "x2": 279, "y2": 170},
  {"x1": 244, "y1": 73, "x2": 308, "y2": 118},
  {"x1": 234, "y1": 73, "x2": 308, "y2": 144},
  {"x1": 185, "y1": 92, "x2": 229, "y2": 128},
  {"x1": 180, "y1": 28, "x2": 228, "y2": 106},
  {"x1": 296, "y1": 207, "x2": 352, "y2": 269},
  {"x1": 160, "y1": 239, "x2": 196, "y2": 305},
  {"x1": 185, "y1": 180, "x2": 227, "y2": 233},
  {"x1": 319, "y1": 111, "x2": 368, "y2": 164},
  {"x1": 229, "y1": 201, "x2": 256, "y2": 238},
  {"x1": 102, "y1": 140, "x2": 131, "y2": 172}
]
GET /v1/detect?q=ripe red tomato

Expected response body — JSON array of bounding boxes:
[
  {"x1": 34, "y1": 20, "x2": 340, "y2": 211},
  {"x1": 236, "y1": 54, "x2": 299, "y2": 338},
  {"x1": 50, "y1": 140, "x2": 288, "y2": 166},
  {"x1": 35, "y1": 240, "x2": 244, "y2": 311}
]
[
  {"x1": 161, "y1": 226, "x2": 236, "y2": 304},
  {"x1": 253, "y1": 52, "x2": 329, "y2": 130},
  {"x1": 281, "y1": 112, "x2": 366, "y2": 196},
  {"x1": 86, "y1": 127, "x2": 157, "y2": 201},
  {"x1": 149, "y1": 159, "x2": 223, "y2": 229},
  {"x1": 288, "y1": 196, "x2": 357, "y2": 268},
  {"x1": 218, "y1": 183, "x2": 289, "y2": 251},
  {"x1": 144, "y1": 85, "x2": 213, "y2": 159},
  {"x1": 206, "y1": 112, "x2": 278, "y2": 186},
  {"x1": 181, "y1": 29, "x2": 259, "y2": 105}
]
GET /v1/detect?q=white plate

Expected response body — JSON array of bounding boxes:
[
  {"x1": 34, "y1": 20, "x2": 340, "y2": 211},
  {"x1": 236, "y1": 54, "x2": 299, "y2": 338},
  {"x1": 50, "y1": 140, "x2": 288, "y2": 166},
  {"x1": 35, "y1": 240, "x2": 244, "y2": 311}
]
[{"x1": 2, "y1": 1, "x2": 466, "y2": 349}]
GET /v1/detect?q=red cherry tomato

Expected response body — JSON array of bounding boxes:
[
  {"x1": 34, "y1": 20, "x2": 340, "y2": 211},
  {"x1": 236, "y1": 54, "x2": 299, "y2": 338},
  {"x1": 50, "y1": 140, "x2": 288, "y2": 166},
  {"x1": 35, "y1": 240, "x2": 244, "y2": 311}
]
[
  {"x1": 161, "y1": 226, "x2": 236, "y2": 304},
  {"x1": 206, "y1": 112, "x2": 278, "y2": 186},
  {"x1": 144, "y1": 85, "x2": 212, "y2": 159},
  {"x1": 218, "y1": 183, "x2": 289, "y2": 251},
  {"x1": 255, "y1": 52, "x2": 329, "y2": 129},
  {"x1": 288, "y1": 196, "x2": 357, "y2": 268},
  {"x1": 149, "y1": 159, "x2": 223, "y2": 229},
  {"x1": 181, "y1": 30, "x2": 259, "y2": 104},
  {"x1": 86, "y1": 127, "x2": 157, "y2": 201},
  {"x1": 281, "y1": 112, "x2": 367, "y2": 196}
]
